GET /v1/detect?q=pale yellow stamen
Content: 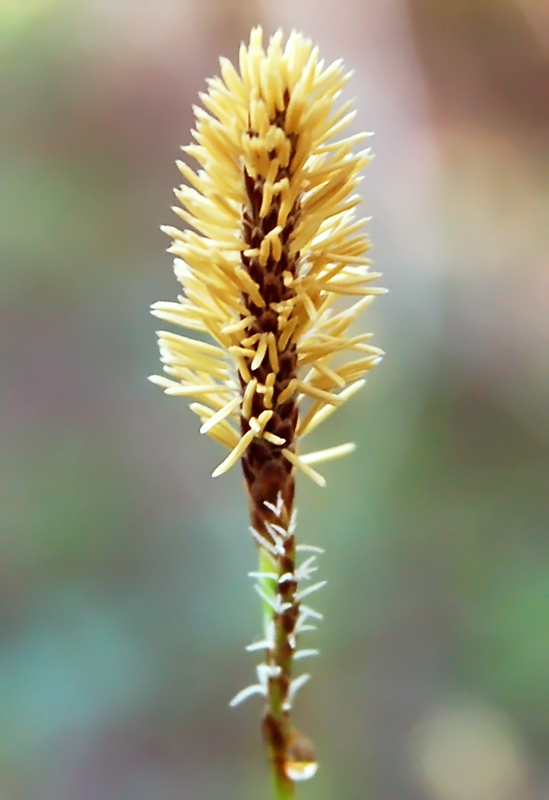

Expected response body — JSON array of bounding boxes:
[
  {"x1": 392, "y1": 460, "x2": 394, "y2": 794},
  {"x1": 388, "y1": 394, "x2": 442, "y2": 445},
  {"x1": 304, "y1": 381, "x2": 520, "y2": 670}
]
[
  {"x1": 242, "y1": 378, "x2": 258, "y2": 420},
  {"x1": 258, "y1": 373, "x2": 276, "y2": 409},
  {"x1": 277, "y1": 379, "x2": 298, "y2": 405},
  {"x1": 189, "y1": 403, "x2": 240, "y2": 449},
  {"x1": 234, "y1": 266, "x2": 266, "y2": 307},
  {"x1": 251, "y1": 334, "x2": 268, "y2": 371},
  {"x1": 163, "y1": 384, "x2": 228, "y2": 397},
  {"x1": 222, "y1": 316, "x2": 255, "y2": 335},
  {"x1": 156, "y1": 330, "x2": 225, "y2": 359},
  {"x1": 235, "y1": 356, "x2": 252, "y2": 384},
  {"x1": 200, "y1": 396, "x2": 241, "y2": 434},
  {"x1": 263, "y1": 431, "x2": 286, "y2": 446},
  {"x1": 300, "y1": 442, "x2": 356, "y2": 465},
  {"x1": 313, "y1": 361, "x2": 346, "y2": 389},
  {"x1": 296, "y1": 381, "x2": 343, "y2": 406},
  {"x1": 278, "y1": 317, "x2": 299, "y2": 352},
  {"x1": 241, "y1": 333, "x2": 262, "y2": 348},
  {"x1": 267, "y1": 332, "x2": 279, "y2": 374},
  {"x1": 228, "y1": 345, "x2": 257, "y2": 359},
  {"x1": 297, "y1": 380, "x2": 366, "y2": 437},
  {"x1": 212, "y1": 429, "x2": 255, "y2": 477},
  {"x1": 282, "y1": 449, "x2": 326, "y2": 488},
  {"x1": 249, "y1": 409, "x2": 273, "y2": 435}
]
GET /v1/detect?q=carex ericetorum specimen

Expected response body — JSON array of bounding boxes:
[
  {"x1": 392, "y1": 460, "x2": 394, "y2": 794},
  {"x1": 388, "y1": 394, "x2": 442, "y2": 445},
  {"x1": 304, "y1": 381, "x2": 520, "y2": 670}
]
[{"x1": 150, "y1": 26, "x2": 385, "y2": 800}]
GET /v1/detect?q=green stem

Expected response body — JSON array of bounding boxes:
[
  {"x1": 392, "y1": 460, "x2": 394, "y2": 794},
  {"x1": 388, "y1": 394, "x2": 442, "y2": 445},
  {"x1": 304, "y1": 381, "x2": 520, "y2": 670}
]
[
  {"x1": 273, "y1": 767, "x2": 295, "y2": 800},
  {"x1": 259, "y1": 545, "x2": 296, "y2": 800}
]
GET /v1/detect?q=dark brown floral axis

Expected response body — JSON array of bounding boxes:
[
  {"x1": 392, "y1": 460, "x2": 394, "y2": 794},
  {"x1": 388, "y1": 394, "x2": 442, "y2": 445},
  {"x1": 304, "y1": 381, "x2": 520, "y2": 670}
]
[
  {"x1": 239, "y1": 90, "x2": 311, "y2": 783},
  {"x1": 239, "y1": 90, "x2": 301, "y2": 535}
]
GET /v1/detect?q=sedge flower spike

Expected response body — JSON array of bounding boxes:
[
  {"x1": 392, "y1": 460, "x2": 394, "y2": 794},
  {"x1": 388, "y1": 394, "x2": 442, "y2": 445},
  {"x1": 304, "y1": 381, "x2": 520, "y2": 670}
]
[{"x1": 150, "y1": 26, "x2": 385, "y2": 798}]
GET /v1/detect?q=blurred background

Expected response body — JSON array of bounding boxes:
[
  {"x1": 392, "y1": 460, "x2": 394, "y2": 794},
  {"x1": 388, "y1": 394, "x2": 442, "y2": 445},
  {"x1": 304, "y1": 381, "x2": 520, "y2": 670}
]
[{"x1": 1, "y1": 0, "x2": 548, "y2": 798}]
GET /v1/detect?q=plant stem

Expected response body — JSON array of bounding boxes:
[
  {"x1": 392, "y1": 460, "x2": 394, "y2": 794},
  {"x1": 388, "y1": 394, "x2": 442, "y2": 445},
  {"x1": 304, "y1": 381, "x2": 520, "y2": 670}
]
[
  {"x1": 258, "y1": 501, "x2": 297, "y2": 800},
  {"x1": 273, "y1": 767, "x2": 295, "y2": 800}
]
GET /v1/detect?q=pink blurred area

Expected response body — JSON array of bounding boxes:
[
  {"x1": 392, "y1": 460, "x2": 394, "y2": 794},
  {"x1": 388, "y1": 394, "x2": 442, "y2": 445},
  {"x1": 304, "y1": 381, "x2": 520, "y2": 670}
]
[{"x1": 1, "y1": 1, "x2": 548, "y2": 799}]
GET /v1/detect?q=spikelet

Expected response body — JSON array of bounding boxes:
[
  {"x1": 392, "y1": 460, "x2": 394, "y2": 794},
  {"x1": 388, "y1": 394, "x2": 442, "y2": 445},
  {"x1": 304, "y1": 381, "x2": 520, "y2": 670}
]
[
  {"x1": 150, "y1": 27, "x2": 385, "y2": 504},
  {"x1": 150, "y1": 26, "x2": 385, "y2": 791}
]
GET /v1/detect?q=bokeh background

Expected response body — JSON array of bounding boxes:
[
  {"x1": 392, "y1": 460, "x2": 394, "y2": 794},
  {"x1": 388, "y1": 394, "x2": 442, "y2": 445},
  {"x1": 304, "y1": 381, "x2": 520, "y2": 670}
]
[{"x1": 1, "y1": 0, "x2": 549, "y2": 798}]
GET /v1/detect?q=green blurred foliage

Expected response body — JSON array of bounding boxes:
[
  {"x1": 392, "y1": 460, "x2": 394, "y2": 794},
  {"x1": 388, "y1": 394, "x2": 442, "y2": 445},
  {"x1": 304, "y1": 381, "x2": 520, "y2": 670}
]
[{"x1": 0, "y1": 1, "x2": 548, "y2": 798}]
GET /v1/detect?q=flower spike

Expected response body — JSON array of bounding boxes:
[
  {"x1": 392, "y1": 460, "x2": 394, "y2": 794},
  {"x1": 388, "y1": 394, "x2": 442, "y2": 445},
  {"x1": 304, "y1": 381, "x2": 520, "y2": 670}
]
[{"x1": 150, "y1": 26, "x2": 385, "y2": 797}]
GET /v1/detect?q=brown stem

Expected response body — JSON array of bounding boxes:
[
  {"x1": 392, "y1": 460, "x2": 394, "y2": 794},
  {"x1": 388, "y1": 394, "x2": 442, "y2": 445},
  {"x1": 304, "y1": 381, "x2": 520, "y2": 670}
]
[
  {"x1": 238, "y1": 87, "x2": 314, "y2": 796},
  {"x1": 258, "y1": 498, "x2": 297, "y2": 794}
]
